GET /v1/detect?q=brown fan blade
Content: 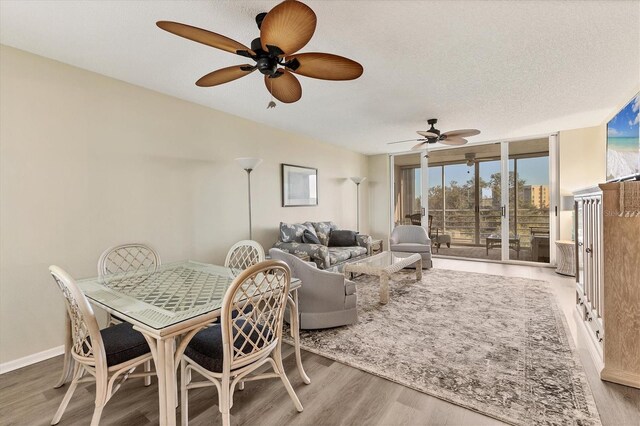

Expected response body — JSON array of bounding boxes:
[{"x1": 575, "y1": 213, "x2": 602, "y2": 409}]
[
  {"x1": 411, "y1": 141, "x2": 428, "y2": 150},
  {"x1": 442, "y1": 129, "x2": 481, "y2": 138},
  {"x1": 265, "y1": 70, "x2": 302, "y2": 103},
  {"x1": 260, "y1": 0, "x2": 317, "y2": 55},
  {"x1": 156, "y1": 21, "x2": 254, "y2": 56},
  {"x1": 196, "y1": 65, "x2": 255, "y2": 87},
  {"x1": 387, "y1": 138, "x2": 424, "y2": 145},
  {"x1": 440, "y1": 137, "x2": 468, "y2": 146},
  {"x1": 286, "y1": 53, "x2": 363, "y2": 80},
  {"x1": 417, "y1": 131, "x2": 439, "y2": 138}
]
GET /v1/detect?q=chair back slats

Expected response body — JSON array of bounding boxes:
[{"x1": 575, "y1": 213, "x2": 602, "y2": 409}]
[
  {"x1": 98, "y1": 243, "x2": 161, "y2": 276},
  {"x1": 49, "y1": 266, "x2": 105, "y2": 366},
  {"x1": 221, "y1": 260, "x2": 290, "y2": 371},
  {"x1": 224, "y1": 240, "x2": 265, "y2": 271}
]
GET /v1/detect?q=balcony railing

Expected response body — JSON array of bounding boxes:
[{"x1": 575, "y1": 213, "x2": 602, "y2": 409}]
[{"x1": 429, "y1": 208, "x2": 549, "y2": 248}]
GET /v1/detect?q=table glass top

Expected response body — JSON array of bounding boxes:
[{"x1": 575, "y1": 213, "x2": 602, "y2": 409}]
[
  {"x1": 348, "y1": 251, "x2": 419, "y2": 268},
  {"x1": 77, "y1": 261, "x2": 297, "y2": 330}
]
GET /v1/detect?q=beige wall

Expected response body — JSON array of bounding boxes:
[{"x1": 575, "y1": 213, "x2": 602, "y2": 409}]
[
  {"x1": 0, "y1": 45, "x2": 368, "y2": 364},
  {"x1": 557, "y1": 125, "x2": 606, "y2": 240}
]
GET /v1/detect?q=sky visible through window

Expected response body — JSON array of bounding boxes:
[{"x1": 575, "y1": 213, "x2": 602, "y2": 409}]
[{"x1": 422, "y1": 156, "x2": 549, "y2": 189}]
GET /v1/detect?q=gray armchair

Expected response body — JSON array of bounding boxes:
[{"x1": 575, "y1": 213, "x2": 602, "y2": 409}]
[
  {"x1": 269, "y1": 248, "x2": 357, "y2": 329},
  {"x1": 389, "y1": 225, "x2": 433, "y2": 269}
]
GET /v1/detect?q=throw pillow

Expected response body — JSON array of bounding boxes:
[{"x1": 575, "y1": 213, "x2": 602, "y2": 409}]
[
  {"x1": 279, "y1": 222, "x2": 315, "y2": 243},
  {"x1": 301, "y1": 229, "x2": 322, "y2": 245},
  {"x1": 312, "y1": 221, "x2": 338, "y2": 246},
  {"x1": 328, "y1": 230, "x2": 358, "y2": 247}
]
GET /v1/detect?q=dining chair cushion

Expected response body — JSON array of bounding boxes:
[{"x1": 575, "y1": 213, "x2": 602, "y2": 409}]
[
  {"x1": 99, "y1": 323, "x2": 151, "y2": 366},
  {"x1": 184, "y1": 320, "x2": 271, "y2": 373}
]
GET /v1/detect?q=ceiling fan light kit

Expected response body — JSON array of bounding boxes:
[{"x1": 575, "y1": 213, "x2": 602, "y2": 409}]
[{"x1": 157, "y1": 0, "x2": 363, "y2": 107}]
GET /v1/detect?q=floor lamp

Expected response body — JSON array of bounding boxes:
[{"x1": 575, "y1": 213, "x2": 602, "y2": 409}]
[
  {"x1": 350, "y1": 177, "x2": 366, "y2": 232},
  {"x1": 235, "y1": 157, "x2": 263, "y2": 240}
]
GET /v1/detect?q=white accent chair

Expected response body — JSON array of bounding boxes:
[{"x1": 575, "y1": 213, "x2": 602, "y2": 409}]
[
  {"x1": 224, "y1": 240, "x2": 265, "y2": 270},
  {"x1": 179, "y1": 260, "x2": 303, "y2": 426},
  {"x1": 49, "y1": 266, "x2": 155, "y2": 426},
  {"x1": 269, "y1": 248, "x2": 357, "y2": 329},
  {"x1": 389, "y1": 225, "x2": 433, "y2": 269}
]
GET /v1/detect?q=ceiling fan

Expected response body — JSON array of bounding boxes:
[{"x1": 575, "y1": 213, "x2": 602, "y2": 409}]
[
  {"x1": 388, "y1": 119, "x2": 481, "y2": 150},
  {"x1": 156, "y1": 0, "x2": 363, "y2": 105}
]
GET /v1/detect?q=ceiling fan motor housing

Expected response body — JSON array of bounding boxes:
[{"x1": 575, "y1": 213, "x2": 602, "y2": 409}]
[
  {"x1": 250, "y1": 37, "x2": 281, "y2": 76},
  {"x1": 256, "y1": 56, "x2": 278, "y2": 75},
  {"x1": 427, "y1": 118, "x2": 441, "y2": 137}
]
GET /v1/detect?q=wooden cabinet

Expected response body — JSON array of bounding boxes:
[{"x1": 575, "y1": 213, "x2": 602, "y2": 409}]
[{"x1": 574, "y1": 182, "x2": 640, "y2": 389}]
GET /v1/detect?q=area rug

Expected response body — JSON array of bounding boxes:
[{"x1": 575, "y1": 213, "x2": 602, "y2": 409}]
[{"x1": 288, "y1": 269, "x2": 600, "y2": 426}]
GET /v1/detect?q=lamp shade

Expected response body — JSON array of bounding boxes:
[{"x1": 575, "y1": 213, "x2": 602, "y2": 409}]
[
  {"x1": 235, "y1": 157, "x2": 263, "y2": 171},
  {"x1": 350, "y1": 176, "x2": 366, "y2": 184}
]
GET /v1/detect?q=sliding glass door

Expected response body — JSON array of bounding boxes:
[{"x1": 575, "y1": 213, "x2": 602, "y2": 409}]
[
  {"x1": 392, "y1": 136, "x2": 557, "y2": 264},
  {"x1": 478, "y1": 154, "x2": 504, "y2": 259},
  {"x1": 507, "y1": 140, "x2": 550, "y2": 262}
]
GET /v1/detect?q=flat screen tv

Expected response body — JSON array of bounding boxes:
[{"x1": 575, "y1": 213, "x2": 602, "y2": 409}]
[{"x1": 607, "y1": 92, "x2": 640, "y2": 181}]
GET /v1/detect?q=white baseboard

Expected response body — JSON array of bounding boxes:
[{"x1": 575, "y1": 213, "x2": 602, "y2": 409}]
[{"x1": 0, "y1": 345, "x2": 64, "y2": 375}]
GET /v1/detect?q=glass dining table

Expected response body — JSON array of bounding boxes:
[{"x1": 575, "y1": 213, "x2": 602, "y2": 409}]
[{"x1": 55, "y1": 260, "x2": 310, "y2": 426}]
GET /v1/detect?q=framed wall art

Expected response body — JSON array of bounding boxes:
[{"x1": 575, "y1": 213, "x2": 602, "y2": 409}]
[{"x1": 281, "y1": 164, "x2": 318, "y2": 207}]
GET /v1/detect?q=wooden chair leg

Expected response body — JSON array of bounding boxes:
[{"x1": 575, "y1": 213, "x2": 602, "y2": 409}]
[
  {"x1": 144, "y1": 360, "x2": 152, "y2": 386},
  {"x1": 51, "y1": 367, "x2": 81, "y2": 425},
  {"x1": 180, "y1": 360, "x2": 189, "y2": 426},
  {"x1": 273, "y1": 349, "x2": 303, "y2": 412},
  {"x1": 90, "y1": 404, "x2": 104, "y2": 426},
  {"x1": 54, "y1": 315, "x2": 74, "y2": 389},
  {"x1": 90, "y1": 373, "x2": 108, "y2": 426},
  {"x1": 220, "y1": 376, "x2": 231, "y2": 426}
]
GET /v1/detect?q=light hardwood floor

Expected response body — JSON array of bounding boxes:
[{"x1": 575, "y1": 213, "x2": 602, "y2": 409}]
[{"x1": 1, "y1": 258, "x2": 638, "y2": 425}]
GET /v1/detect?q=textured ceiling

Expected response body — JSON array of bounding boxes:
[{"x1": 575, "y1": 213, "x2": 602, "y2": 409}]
[{"x1": 1, "y1": 1, "x2": 639, "y2": 154}]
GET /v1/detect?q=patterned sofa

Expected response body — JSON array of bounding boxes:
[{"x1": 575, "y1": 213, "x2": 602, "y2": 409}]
[{"x1": 273, "y1": 221, "x2": 372, "y2": 270}]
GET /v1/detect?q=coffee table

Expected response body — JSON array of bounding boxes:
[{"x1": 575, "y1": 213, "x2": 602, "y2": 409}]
[{"x1": 344, "y1": 251, "x2": 422, "y2": 304}]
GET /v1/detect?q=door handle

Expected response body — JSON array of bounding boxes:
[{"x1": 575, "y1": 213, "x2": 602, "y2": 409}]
[
  {"x1": 501, "y1": 206, "x2": 505, "y2": 217},
  {"x1": 421, "y1": 207, "x2": 425, "y2": 216}
]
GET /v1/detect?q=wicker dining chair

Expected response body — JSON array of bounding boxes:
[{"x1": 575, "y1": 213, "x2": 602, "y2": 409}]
[
  {"x1": 97, "y1": 243, "x2": 161, "y2": 323},
  {"x1": 97, "y1": 243, "x2": 161, "y2": 276},
  {"x1": 49, "y1": 266, "x2": 155, "y2": 426},
  {"x1": 54, "y1": 244, "x2": 160, "y2": 390},
  {"x1": 224, "y1": 240, "x2": 265, "y2": 270},
  {"x1": 179, "y1": 260, "x2": 303, "y2": 426}
]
